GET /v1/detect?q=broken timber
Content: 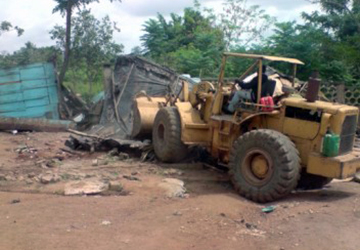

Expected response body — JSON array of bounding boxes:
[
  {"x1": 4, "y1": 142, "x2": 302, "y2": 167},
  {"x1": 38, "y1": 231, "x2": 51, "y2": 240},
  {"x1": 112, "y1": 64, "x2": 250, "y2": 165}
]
[{"x1": 0, "y1": 117, "x2": 75, "y2": 132}]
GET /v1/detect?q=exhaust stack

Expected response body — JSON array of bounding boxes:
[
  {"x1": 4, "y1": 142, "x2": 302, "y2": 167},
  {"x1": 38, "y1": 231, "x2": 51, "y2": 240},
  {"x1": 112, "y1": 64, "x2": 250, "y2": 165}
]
[{"x1": 306, "y1": 71, "x2": 320, "y2": 102}]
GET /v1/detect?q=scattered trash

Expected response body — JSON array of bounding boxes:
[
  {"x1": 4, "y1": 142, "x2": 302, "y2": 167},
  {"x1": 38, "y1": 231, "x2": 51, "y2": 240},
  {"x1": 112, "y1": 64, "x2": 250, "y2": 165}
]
[
  {"x1": 92, "y1": 159, "x2": 99, "y2": 166},
  {"x1": 173, "y1": 211, "x2": 182, "y2": 216},
  {"x1": 0, "y1": 174, "x2": 6, "y2": 181},
  {"x1": 236, "y1": 228, "x2": 266, "y2": 238},
  {"x1": 163, "y1": 168, "x2": 184, "y2": 176},
  {"x1": 353, "y1": 173, "x2": 360, "y2": 183},
  {"x1": 92, "y1": 159, "x2": 109, "y2": 166},
  {"x1": 108, "y1": 148, "x2": 119, "y2": 156},
  {"x1": 119, "y1": 152, "x2": 130, "y2": 160},
  {"x1": 10, "y1": 199, "x2": 21, "y2": 204},
  {"x1": 40, "y1": 173, "x2": 61, "y2": 184},
  {"x1": 16, "y1": 145, "x2": 38, "y2": 154},
  {"x1": 101, "y1": 220, "x2": 111, "y2": 226},
  {"x1": 44, "y1": 159, "x2": 61, "y2": 168},
  {"x1": 158, "y1": 178, "x2": 186, "y2": 198},
  {"x1": 5, "y1": 175, "x2": 16, "y2": 181},
  {"x1": 123, "y1": 175, "x2": 140, "y2": 181},
  {"x1": 262, "y1": 205, "x2": 276, "y2": 213},
  {"x1": 245, "y1": 223, "x2": 257, "y2": 230},
  {"x1": 109, "y1": 181, "x2": 123, "y2": 192},
  {"x1": 26, "y1": 179, "x2": 34, "y2": 185},
  {"x1": 65, "y1": 133, "x2": 150, "y2": 156}
]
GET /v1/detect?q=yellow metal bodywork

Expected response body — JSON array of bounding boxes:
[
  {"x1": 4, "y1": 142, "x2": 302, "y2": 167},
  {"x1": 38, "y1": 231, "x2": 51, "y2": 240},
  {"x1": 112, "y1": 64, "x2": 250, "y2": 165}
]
[
  {"x1": 177, "y1": 95, "x2": 360, "y2": 179},
  {"x1": 131, "y1": 96, "x2": 166, "y2": 137},
  {"x1": 209, "y1": 115, "x2": 240, "y2": 162},
  {"x1": 307, "y1": 152, "x2": 360, "y2": 179},
  {"x1": 251, "y1": 155, "x2": 269, "y2": 178},
  {"x1": 134, "y1": 52, "x2": 360, "y2": 180},
  {"x1": 243, "y1": 97, "x2": 360, "y2": 176},
  {"x1": 175, "y1": 102, "x2": 212, "y2": 145}
]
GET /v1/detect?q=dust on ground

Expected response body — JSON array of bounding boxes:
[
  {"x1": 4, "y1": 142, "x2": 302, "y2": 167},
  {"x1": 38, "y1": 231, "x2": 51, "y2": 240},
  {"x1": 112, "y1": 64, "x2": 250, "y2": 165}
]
[{"x1": 0, "y1": 132, "x2": 359, "y2": 250}]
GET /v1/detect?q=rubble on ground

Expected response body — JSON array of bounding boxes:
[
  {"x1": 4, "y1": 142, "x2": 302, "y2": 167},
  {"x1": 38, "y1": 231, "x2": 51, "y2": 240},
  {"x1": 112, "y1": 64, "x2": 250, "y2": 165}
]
[
  {"x1": 40, "y1": 173, "x2": 61, "y2": 184},
  {"x1": 64, "y1": 179, "x2": 110, "y2": 196},
  {"x1": 158, "y1": 178, "x2": 187, "y2": 198},
  {"x1": 65, "y1": 133, "x2": 151, "y2": 154}
]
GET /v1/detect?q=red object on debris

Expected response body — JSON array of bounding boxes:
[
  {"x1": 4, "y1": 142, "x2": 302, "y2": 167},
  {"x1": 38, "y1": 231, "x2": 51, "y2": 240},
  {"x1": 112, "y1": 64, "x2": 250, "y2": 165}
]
[{"x1": 260, "y1": 97, "x2": 274, "y2": 112}]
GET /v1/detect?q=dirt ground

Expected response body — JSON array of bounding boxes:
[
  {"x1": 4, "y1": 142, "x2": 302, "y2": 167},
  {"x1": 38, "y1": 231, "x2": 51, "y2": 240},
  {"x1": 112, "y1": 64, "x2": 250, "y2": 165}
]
[{"x1": 0, "y1": 132, "x2": 360, "y2": 250}]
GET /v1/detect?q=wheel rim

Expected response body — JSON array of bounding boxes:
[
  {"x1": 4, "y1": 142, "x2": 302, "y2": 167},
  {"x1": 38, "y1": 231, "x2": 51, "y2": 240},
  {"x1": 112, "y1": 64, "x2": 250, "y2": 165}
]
[{"x1": 241, "y1": 149, "x2": 274, "y2": 187}]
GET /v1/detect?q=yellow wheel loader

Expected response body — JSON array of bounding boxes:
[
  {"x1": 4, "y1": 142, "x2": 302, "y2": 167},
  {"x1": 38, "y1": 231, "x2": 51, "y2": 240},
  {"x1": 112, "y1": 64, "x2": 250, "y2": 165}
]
[{"x1": 133, "y1": 52, "x2": 360, "y2": 202}]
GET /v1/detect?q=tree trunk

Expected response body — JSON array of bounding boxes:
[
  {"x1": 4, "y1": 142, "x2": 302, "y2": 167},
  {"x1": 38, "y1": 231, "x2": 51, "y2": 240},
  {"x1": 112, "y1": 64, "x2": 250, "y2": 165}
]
[
  {"x1": 58, "y1": 0, "x2": 73, "y2": 85},
  {"x1": 86, "y1": 67, "x2": 93, "y2": 96},
  {"x1": 89, "y1": 77, "x2": 93, "y2": 96}
]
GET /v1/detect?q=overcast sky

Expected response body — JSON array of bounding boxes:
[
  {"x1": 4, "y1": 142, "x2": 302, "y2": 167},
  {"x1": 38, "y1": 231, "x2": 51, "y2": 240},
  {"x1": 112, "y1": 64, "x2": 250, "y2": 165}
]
[{"x1": 0, "y1": 0, "x2": 318, "y2": 54}]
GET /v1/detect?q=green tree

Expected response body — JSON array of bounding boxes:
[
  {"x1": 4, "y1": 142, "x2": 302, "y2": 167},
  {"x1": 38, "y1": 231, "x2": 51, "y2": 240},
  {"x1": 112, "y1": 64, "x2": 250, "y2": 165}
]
[
  {"x1": 0, "y1": 42, "x2": 60, "y2": 68},
  {"x1": 50, "y1": 9, "x2": 123, "y2": 96},
  {"x1": 202, "y1": 0, "x2": 275, "y2": 50},
  {"x1": 0, "y1": 21, "x2": 24, "y2": 36},
  {"x1": 141, "y1": 7, "x2": 225, "y2": 77},
  {"x1": 52, "y1": 0, "x2": 121, "y2": 86},
  {"x1": 130, "y1": 46, "x2": 142, "y2": 55},
  {"x1": 264, "y1": 22, "x2": 325, "y2": 79},
  {"x1": 304, "y1": 0, "x2": 360, "y2": 37},
  {"x1": 303, "y1": 0, "x2": 360, "y2": 83}
]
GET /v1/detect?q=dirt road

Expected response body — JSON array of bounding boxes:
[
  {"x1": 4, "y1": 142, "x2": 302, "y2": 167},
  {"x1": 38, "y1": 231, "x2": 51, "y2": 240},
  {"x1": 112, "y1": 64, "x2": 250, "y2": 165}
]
[{"x1": 0, "y1": 132, "x2": 359, "y2": 250}]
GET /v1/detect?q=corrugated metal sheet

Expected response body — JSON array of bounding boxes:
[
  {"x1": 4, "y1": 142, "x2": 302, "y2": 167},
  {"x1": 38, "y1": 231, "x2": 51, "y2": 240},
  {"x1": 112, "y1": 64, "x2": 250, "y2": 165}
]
[{"x1": 0, "y1": 63, "x2": 60, "y2": 119}]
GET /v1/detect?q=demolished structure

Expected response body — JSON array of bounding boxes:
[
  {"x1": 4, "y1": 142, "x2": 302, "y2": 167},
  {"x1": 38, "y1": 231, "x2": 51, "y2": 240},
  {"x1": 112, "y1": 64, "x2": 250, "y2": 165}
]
[
  {"x1": 0, "y1": 62, "x2": 87, "y2": 132},
  {"x1": 89, "y1": 56, "x2": 183, "y2": 139}
]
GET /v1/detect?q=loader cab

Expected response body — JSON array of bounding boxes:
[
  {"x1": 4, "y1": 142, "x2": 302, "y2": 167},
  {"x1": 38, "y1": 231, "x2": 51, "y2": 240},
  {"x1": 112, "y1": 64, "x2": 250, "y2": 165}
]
[{"x1": 212, "y1": 53, "x2": 304, "y2": 116}]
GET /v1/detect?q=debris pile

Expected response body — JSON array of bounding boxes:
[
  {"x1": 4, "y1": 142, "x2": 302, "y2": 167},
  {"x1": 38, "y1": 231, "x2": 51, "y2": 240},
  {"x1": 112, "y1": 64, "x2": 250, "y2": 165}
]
[{"x1": 158, "y1": 178, "x2": 187, "y2": 198}]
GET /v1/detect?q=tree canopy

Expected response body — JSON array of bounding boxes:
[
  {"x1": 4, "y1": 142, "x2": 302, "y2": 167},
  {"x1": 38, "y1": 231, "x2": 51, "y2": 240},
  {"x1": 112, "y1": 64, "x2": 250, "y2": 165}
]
[
  {"x1": 301, "y1": 0, "x2": 360, "y2": 83},
  {"x1": 50, "y1": 8, "x2": 123, "y2": 99},
  {"x1": 0, "y1": 42, "x2": 59, "y2": 68},
  {"x1": 52, "y1": 0, "x2": 122, "y2": 86},
  {"x1": 141, "y1": 7, "x2": 225, "y2": 77},
  {"x1": 0, "y1": 21, "x2": 24, "y2": 36},
  {"x1": 140, "y1": 1, "x2": 275, "y2": 77}
]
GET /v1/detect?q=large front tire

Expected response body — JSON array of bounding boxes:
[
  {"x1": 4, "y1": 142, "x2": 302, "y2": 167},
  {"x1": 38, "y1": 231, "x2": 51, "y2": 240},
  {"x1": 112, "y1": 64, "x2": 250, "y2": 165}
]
[
  {"x1": 229, "y1": 129, "x2": 301, "y2": 203},
  {"x1": 152, "y1": 107, "x2": 188, "y2": 163}
]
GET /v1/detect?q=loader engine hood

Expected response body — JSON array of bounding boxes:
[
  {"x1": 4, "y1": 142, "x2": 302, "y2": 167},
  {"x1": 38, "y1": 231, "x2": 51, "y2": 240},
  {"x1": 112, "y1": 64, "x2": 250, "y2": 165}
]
[
  {"x1": 283, "y1": 97, "x2": 359, "y2": 116},
  {"x1": 283, "y1": 97, "x2": 359, "y2": 155}
]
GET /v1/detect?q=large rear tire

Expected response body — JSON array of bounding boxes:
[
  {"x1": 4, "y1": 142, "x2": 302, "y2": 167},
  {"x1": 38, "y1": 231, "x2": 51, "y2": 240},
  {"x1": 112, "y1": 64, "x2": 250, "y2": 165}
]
[
  {"x1": 229, "y1": 129, "x2": 301, "y2": 203},
  {"x1": 152, "y1": 107, "x2": 188, "y2": 163}
]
